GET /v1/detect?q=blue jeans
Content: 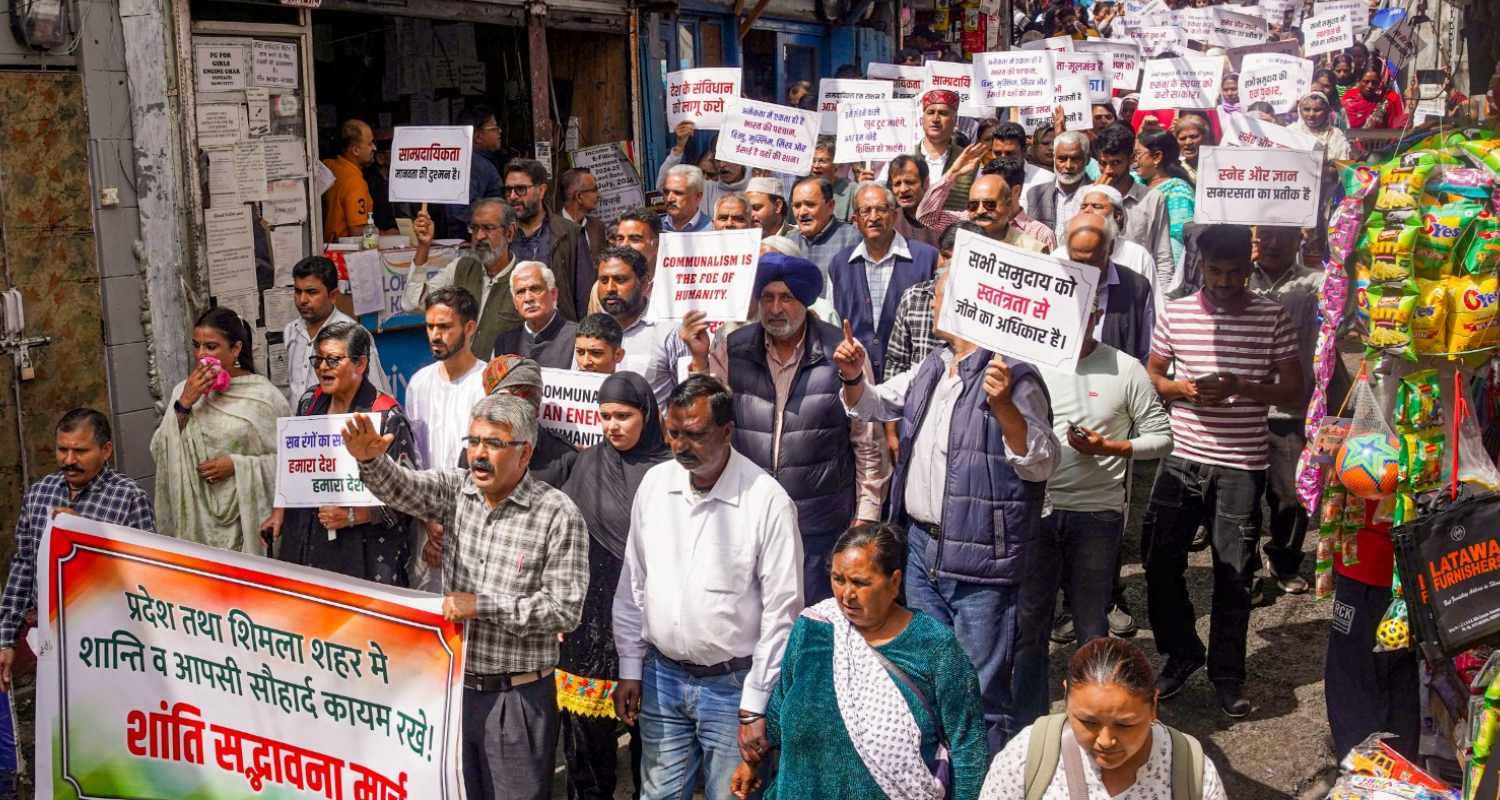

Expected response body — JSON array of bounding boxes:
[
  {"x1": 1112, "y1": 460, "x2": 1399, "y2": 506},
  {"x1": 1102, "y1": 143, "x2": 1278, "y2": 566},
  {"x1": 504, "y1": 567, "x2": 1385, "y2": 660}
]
[
  {"x1": 904, "y1": 523, "x2": 1020, "y2": 754},
  {"x1": 638, "y1": 650, "x2": 748, "y2": 800},
  {"x1": 1013, "y1": 509, "x2": 1124, "y2": 729}
]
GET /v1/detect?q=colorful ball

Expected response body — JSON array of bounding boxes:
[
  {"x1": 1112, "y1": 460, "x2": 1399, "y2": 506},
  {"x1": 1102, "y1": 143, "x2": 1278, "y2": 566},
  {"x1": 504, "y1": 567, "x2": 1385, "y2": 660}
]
[
  {"x1": 1336, "y1": 433, "x2": 1401, "y2": 498},
  {"x1": 1376, "y1": 617, "x2": 1410, "y2": 650}
]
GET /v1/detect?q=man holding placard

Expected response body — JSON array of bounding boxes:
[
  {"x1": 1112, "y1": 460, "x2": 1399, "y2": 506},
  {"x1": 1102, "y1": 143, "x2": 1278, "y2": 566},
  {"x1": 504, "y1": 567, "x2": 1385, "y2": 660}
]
[
  {"x1": 679, "y1": 252, "x2": 887, "y2": 605},
  {"x1": 832, "y1": 260, "x2": 1061, "y2": 751},
  {"x1": 406, "y1": 200, "x2": 522, "y2": 360}
]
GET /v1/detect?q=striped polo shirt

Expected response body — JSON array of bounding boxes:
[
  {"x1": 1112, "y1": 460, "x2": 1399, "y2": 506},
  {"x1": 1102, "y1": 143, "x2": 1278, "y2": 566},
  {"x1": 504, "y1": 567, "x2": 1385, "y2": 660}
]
[{"x1": 1150, "y1": 292, "x2": 1298, "y2": 471}]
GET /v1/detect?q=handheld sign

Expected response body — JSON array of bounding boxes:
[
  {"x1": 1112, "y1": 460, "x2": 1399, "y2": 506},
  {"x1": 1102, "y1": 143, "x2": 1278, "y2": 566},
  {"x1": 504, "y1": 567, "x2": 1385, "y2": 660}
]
[
  {"x1": 538, "y1": 368, "x2": 609, "y2": 448},
  {"x1": 866, "y1": 63, "x2": 925, "y2": 98},
  {"x1": 815, "y1": 79, "x2": 893, "y2": 135},
  {"x1": 1302, "y1": 11, "x2": 1355, "y2": 58},
  {"x1": 1194, "y1": 146, "x2": 1323, "y2": 228},
  {"x1": 938, "y1": 229, "x2": 1100, "y2": 372},
  {"x1": 1206, "y1": 6, "x2": 1268, "y2": 49},
  {"x1": 1074, "y1": 40, "x2": 1143, "y2": 94},
  {"x1": 1220, "y1": 111, "x2": 1322, "y2": 151},
  {"x1": 648, "y1": 228, "x2": 762, "y2": 323},
  {"x1": 1051, "y1": 53, "x2": 1112, "y2": 104},
  {"x1": 973, "y1": 51, "x2": 1055, "y2": 108},
  {"x1": 1238, "y1": 56, "x2": 1314, "y2": 113},
  {"x1": 835, "y1": 100, "x2": 916, "y2": 162},
  {"x1": 276, "y1": 414, "x2": 384, "y2": 507},
  {"x1": 666, "y1": 67, "x2": 742, "y2": 130},
  {"x1": 388, "y1": 126, "x2": 473, "y2": 205},
  {"x1": 923, "y1": 60, "x2": 988, "y2": 118},
  {"x1": 1056, "y1": 77, "x2": 1094, "y2": 132},
  {"x1": 570, "y1": 142, "x2": 646, "y2": 222},
  {"x1": 1138, "y1": 56, "x2": 1225, "y2": 111},
  {"x1": 716, "y1": 98, "x2": 819, "y2": 176}
]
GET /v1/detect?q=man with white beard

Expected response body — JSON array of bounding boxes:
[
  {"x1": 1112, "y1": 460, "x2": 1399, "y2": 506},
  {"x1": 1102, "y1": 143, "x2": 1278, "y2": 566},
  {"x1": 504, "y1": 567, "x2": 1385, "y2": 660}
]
[
  {"x1": 404, "y1": 199, "x2": 526, "y2": 359},
  {"x1": 1022, "y1": 131, "x2": 1095, "y2": 244}
]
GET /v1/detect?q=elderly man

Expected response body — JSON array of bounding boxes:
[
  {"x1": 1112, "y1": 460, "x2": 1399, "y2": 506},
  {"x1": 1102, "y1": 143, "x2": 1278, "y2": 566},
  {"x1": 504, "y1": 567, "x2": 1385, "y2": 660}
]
[
  {"x1": 1024, "y1": 130, "x2": 1094, "y2": 242},
  {"x1": 711, "y1": 193, "x2": 754, "y2": 231},
  {"x1": 1059, "y1": 185, "x2": 1161, "y2": 305},
  {"x1": 491, "y1": 261, "x2": 577, "y2": 369},
  {"x1": 1063, "y1": 213, "x2": 1155, "y2": 363},
  {"x1": 830, "y1": 182, "x2": 940, "y2": 380},
  {"x1": 613, "y1": 375, "x2": 802, "y2": 800},
  {"x1": 560, "y1": 168, "x2": 606, "y2": 311},
  {"x1": 918, "y1": 155, "x2": 1056, "y2": 251},
  {"x1": 661, "y1": 163, "x2": 712, "y2": 233},
  {"x1": 440, "y1": 105, "x2": 507, "y2": 239},
  {"x1": 991, "y1": 121, "x2": 1054, "y2": 213},
  {"x1": 284, "y1": 255, "x2": 389, "y2": 400},
  {"x1": 343, "y1": 393, "x2": 587, "y2": 800},
  {"x1": 833, "y1": 270, "x2": 1060, "y2": 752},
  {"x1": 788, "y1": 177, "x2": 861, "y2": 286},
  {"x1": 406, "y1": 200, "x2": 523, "y2": 359},
  {"x1": 572, "y1": 313, "x2": 625, "y2": 374},
  {"x1": 506, "y1": 159, "x2": 585, "y2": 321},
  {"x1": 658, "y1": 122, "x2": 751, "y2": 218},
  {"x1": 321, "y1": 119, "x2": 375, "y2": 241},
  {"x1": 1095, "y1": 123, "x2": 1174, "y2": 291},
  {"x1": 745, "y1": 176, "x2": 793, "y2": 239},
  {"x1": 679, "y1": 252, "x2": 887, "y2": 605},
  {"x1": 0, "y1": 409, "x2": 155, "y2": 691}
]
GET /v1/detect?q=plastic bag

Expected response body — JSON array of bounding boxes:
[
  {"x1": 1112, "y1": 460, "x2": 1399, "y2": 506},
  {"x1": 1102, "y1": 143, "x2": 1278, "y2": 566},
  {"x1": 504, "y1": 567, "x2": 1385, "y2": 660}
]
[
  {"x1": 1461, "y1": 139, "x2": 1500, "y2": 176},
  {"x1": 1375, "y1": 596, "x2": 1412, "y2": 652},
  {"x1": 1337, "y1": 376, "x2": 1402, "y2": 499}
]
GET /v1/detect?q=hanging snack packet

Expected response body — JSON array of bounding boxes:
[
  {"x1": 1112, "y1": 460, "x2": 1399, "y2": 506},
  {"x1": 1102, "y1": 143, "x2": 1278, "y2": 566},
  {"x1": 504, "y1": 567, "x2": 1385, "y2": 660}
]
[
  {"x1": 1376, "y1": 153, "x2": 1440, "y2": 212},
  {"x1": 1411, "y1": 280, "x2": 1449, "y2": 353},
  {"x1": 1364, "y1": 282, "x2": 1418, "y2": 358},
  {"x1": 1462, "y1": 139, "x2": 1500, "y2": 176},
  {"x1": 1400, "y1": 428, "x2": 1445, "y2": 491},
  {"x1": 1342, "y1": 163, "x2": 1381, "y2": 201},
  {"x1": 1447, "y1": 273, "x2": 1500, "y2": 354},
  {"x1": 1462, "y1": 211, "x2": 1500, "y2": 275},
  {"x1": 1424, "y1": 167, "x2": 1495, "y2": 205},
  {"x1": 1396, "y1": 369, "x2": 1443, "y2": 428},
  {"x1": 1415, "y1": 200, "x2": 1483, "y2": 279},
  {"x1": 1368, "y1": 218, "x2": 1421, "y2": 283},
  {"x1": 1329, "y1": 197, "x2": 1372, "y2": 264}
]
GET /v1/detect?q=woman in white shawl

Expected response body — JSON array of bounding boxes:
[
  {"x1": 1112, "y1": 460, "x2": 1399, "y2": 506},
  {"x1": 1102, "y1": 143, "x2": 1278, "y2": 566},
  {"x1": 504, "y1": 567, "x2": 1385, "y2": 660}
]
[
  {"x1": 151, "y1": 307, "x2": 288, "y2": 555},
  {"x1": 1288, "y1": 90, "x2": 1352, "y2": 163}
]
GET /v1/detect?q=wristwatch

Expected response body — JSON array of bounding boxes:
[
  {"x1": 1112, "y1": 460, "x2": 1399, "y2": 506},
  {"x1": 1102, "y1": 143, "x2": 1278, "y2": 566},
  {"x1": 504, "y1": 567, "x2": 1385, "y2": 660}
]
[{"x1": 346, "y1": 508, "x2": 355, "y2": 526}]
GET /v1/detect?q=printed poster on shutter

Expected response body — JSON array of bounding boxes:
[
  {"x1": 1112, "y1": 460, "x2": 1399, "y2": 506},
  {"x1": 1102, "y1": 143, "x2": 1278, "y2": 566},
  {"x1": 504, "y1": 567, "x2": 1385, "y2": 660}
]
[
  {"x1": 36, "y1": 515, "x2": 465, "y2": 800},
  {"x1": 1194, "y1": 146, "x2": 1322, "y2": 227},
  {"x1": 1051, "y1": 53, "x2": 1111, "y2": 104},
  {"x1": 1303, "y1": 11, "x2": 1356, "y2": 58},
  {"x1": 538, "y1": 368, "x2": 608, "y2": 448},
  {"x1": 815, "y1": 79, "x2": 893, "y2": 136},
  {"x1": 570, "y1": 143, "x2": 646, "y2": 223},
  {"x1": 866, "y1": 63, "x2": 925, "y2": 99},
  {"x1": 973, "y1": 51, "x2": 1055, "y2": 108},
  {"x1": 834, "y1": 101, "x2": 916, "y2": 163},
  {"x1": 388, "y1": 126, "x2": 473, "y2": 205},
  {"x1": 1238, "y1": 55, "x2": 1314, "y2": 113},
  {"x1": 1138, "y1": 56, "x2": 1225, "y2": 110},
  {"x1": 938, "y1": 229, "x2": 1099, "y2": 372},
  {"x1": 666, "y1": 68, "x2": 742, "y2": 130},
  {"x1": 716, "y1": 98, "x2": 819, "y2": 176},
  {"x1": 648, "y1": 228, "x2": 762, "y2": 323}
]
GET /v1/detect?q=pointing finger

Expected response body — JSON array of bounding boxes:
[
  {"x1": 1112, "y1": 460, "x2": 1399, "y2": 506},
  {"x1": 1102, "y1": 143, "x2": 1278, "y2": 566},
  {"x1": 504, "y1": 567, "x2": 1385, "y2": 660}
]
[{"x1": 842, "y1": 320, "x2": 854, "y2": 344}]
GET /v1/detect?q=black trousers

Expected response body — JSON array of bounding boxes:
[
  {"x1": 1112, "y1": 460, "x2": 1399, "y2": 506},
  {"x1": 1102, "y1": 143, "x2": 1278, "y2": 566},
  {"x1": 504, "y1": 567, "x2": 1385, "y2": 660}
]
[
  {"x1": 1325, "y1": 572, "x2": 1421, "y2": 760},
  {"x1": 560, "y1": 711, "x2": 642, "y2": 800},
  {"x1": 1143, "y1": 455, "x2": 1265, "y2": 685},
  {"x1": 1263, "y1": 418, "x2": 1310, "y2": 577}
]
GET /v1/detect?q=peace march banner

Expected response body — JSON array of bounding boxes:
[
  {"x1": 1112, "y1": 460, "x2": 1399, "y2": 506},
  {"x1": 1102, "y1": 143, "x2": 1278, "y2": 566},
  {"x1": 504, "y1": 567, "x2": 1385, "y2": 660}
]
[{"x1": 36, "y1": 515, "x2": 466, "y2": 799}]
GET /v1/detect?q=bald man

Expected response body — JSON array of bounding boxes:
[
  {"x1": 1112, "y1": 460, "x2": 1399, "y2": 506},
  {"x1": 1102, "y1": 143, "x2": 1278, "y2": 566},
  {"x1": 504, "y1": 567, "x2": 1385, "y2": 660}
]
[
  {"x1": 1064, "y1": 213, "x2": 1154, "y2": 363},
  {"x1": 322, "y1": 119, "x2": 376, "y2": 242}
]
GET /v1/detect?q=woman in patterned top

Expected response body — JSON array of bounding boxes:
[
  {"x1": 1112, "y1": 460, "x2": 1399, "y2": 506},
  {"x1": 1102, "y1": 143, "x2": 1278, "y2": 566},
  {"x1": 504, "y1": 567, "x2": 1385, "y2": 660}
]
[{"x1": 980, "y1": 638, "x2": 1227, "y2": 800}]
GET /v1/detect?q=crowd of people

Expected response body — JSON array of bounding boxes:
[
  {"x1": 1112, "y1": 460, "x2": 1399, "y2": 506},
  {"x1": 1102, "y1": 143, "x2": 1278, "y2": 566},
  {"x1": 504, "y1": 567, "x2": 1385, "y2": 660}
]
[{"x1": 3, "y1": 0, "x2": 1496, "y2": 797}]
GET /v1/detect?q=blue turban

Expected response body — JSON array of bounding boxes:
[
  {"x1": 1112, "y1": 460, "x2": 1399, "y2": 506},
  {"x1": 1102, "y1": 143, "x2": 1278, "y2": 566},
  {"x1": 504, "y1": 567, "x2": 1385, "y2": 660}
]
[{"x1": 753, "y1": 252, "x2": 823, "y2": 308}]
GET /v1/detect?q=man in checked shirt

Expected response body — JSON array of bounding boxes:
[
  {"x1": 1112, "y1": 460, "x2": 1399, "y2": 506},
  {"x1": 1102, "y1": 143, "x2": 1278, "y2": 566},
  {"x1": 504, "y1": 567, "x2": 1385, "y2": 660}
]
[
  {"x1": 342, "y1": 392, "x2": 587, "y2": 800},
  {"x1": 0, "y1": 409, "x2": 154, "y2": 693}
]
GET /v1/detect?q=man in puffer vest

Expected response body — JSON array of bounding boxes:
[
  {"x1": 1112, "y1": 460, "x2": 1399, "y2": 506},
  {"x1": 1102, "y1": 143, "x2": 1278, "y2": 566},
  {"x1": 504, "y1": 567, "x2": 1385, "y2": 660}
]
[
  {"x1": 678, "y1": 252, "x2": 889, "y2": 605},
  {"x1": 833, "y1": 267, "x2": 1060, "y2": 754}
]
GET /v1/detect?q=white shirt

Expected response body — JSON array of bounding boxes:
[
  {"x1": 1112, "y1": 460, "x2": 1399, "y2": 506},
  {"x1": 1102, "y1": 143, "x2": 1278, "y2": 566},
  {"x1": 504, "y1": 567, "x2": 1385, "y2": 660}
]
[
  {"x1": 1019, "y1": 163, "x2": 1055, "y2": 215},
  {"x1": 400, "y1": 253, "x2": 518, "y2": 319},
  {"x1": 619, "y1": 316, "x2": 675, "y2": 384},
  {"x1": 1057, "y1": 241, "x2": 1163, "y2": 314},
  {"x1": 613, "y1": 449, "x2": 804, "y2": 713},
  {"x1": 282, "y1": 307, "x2": 390, "y2": 403},
  {"x1": 849, "y1": 233, "x2": 911, "y2": 328},
  {"x1": 1052, "y1": 181, "x2": 1087, "y2": 244},
  {"x1": 403, "y1": 358, "x2": 487, "y2": 470},
  {"x1": 981, "y1": 722, "x2": 1228, "y2": 800},
  {"x1": 844, "y1": 347, "x2": 1060, "y2": 525}
]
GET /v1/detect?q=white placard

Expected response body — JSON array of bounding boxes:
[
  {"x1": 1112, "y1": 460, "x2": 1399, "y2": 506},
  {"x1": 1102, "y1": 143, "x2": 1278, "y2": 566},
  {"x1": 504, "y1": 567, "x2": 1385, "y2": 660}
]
[
  {"x1": 973, "y1": 51, "x2": 1055, "y2": 108},
  {"x1": 648, "y1": 229, "x2": 762, "y2": 323},
  {"x1": 275, "y1": 414, "x2": 383, "y2": 507},
  {"x1": 204, "y1": 206, "x2": 256, "y2": 295},
  {"x1": 938, "y1": 229, "x2": 1099, "y2": 372},
  {"x1": 1018, "y1": 104, "x2": 1054, "y2": 134},
  {"x1": 815, "y1": 79, "x2": 893, "y2": 136},
  {"x1": 1315, "y1": 0, "x2": 1367, "y2": 33},
  {"x1": 538, "y1": 369, "x2": 609, "y2": 449},
  {"x1": 342, "y1": 249, "x2": 387, "y2": 317},
  {"x1": 252, "y1": 40, "x2": 298, "y2": 89},
  {"x1": 1369, "y1": 14, "x2": 1429, "y2": 66},
  {"x1": 1178, "y1": 7, "x2": 1215, "y2": 41},
  {"x1": 1132, "y1": 0, "x2": 1175, "y2": 29},
  {"x1": 1219, "y1": 112, "x2": 1322, "y2": 150},
  {"x1": 716, "y1": 98, "x2": 819, "y2": 176},
  {"x1": 1138, "y1": 56, "x2": 1225, "y2": 110},
  {"x1": 1052, "y1": 53, "x2": 1112, "y2": 104},
  {"x1": 923, "y1": 60, "x2": 988, "y2": 118},
  {"x1": 195, "y1": 104, "x2": 244, "y2": 148},
  {"x1": 834, "y1": 100, "x2": 917, "y2": 163},
  {"x1": 1075, "y1": 40, "x2": 1143, "y2": 94},
  {"x1": 1302, "y1": 11, "x2": 1355, "y2": 58},
  {"x1": 388, "y1": 125, "x2": 473, "y2": 205},
  {"x1": 866, "y1": 63, "x2": 925, "y2": 98},
  {"x1": 1238, "y1": 56, "x2": 1313, "y2": 113},
  {"x1": 1021, "y1": 35, "x2": 1074, "y2": 53},
  {"x1": 666, "y1": 67, "x2": 742, "y2": 131},
  {"x1": 1056, "y1": 78, "x2": 1093, "y2": 132},
  {"x1": 194, "y1": 42, "x2": 249, "y2": 93},
  {"x1": 1206, "y1": 6, "x2": 1269, "y2": 48},
  {"x1": 1134, "y1": 27, "x2": 1187, "y2": 58},
  {"x1": 570, "y1": 142, "x2": 646, "y2": 223},
  {"x1": 1193, "y1": 146, "x2": 1322, "y2": 227}
]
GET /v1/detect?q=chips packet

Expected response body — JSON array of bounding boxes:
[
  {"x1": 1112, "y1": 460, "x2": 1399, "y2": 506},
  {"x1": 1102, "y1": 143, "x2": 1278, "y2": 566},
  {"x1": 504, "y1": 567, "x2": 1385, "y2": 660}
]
[
  {"x1": 1447, "y1": 273, "x2": 1500, "y2": 354},
  {"x1": 1416, "y1": 201, "x2": 1484, "y2": 279}
]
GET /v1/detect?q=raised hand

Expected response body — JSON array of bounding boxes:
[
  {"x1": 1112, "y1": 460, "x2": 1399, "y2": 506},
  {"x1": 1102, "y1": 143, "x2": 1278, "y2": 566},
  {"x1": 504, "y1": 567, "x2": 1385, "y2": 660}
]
[
  {"x1": 983, "y1": 355, "x2": 1013, "y2": 405},
  {"x1": 832, "y1": 320, "x2": 867, "y2": 380},
  {"x1": 342, "y1": 414, "x2": 394, "y2": 463},
  {"x1": 673, "y1": 121, "x2": 696, "y2": 154},
  {"x1": 679, "y1": 310, "x2": 713, "y2": 367},
  {"x1": 413, "y1": 207, "x2": 434, "y2": 248}
]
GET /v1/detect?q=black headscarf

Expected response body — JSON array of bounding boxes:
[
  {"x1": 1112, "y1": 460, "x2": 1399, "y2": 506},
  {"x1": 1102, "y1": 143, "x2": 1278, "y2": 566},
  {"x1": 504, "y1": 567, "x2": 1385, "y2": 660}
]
[{"x1": 562, "y1": 372, "x2": 670, "y2": 560}]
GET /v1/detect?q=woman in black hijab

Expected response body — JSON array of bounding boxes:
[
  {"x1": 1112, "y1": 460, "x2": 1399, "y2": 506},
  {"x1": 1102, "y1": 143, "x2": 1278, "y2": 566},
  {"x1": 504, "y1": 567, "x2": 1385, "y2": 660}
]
[{"x1": 558, "y1": 371, "x2": 670, "y2": 800}]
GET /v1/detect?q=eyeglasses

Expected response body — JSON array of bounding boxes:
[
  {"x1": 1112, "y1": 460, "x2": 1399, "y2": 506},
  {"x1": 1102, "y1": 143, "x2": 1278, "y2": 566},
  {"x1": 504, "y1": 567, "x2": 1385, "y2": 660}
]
[
  {"x1": 966, "y1": 199, "x2": 1003, "y2": 212},
  {"x1": 855, "y1": 205, "x2": 894, "y2": 217},
  {"x1": 308, "y1": 356, "x2": 347, "y2": 369},
  {"x1": 503, "y1": 185, "x2": 535, "y2": 195},
  {"x1": 463, "y1": 436, "x2": 528, "y2": 450},
  {"x1": 469, "y1": 223, "x2": 505, "y2": 235}
]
